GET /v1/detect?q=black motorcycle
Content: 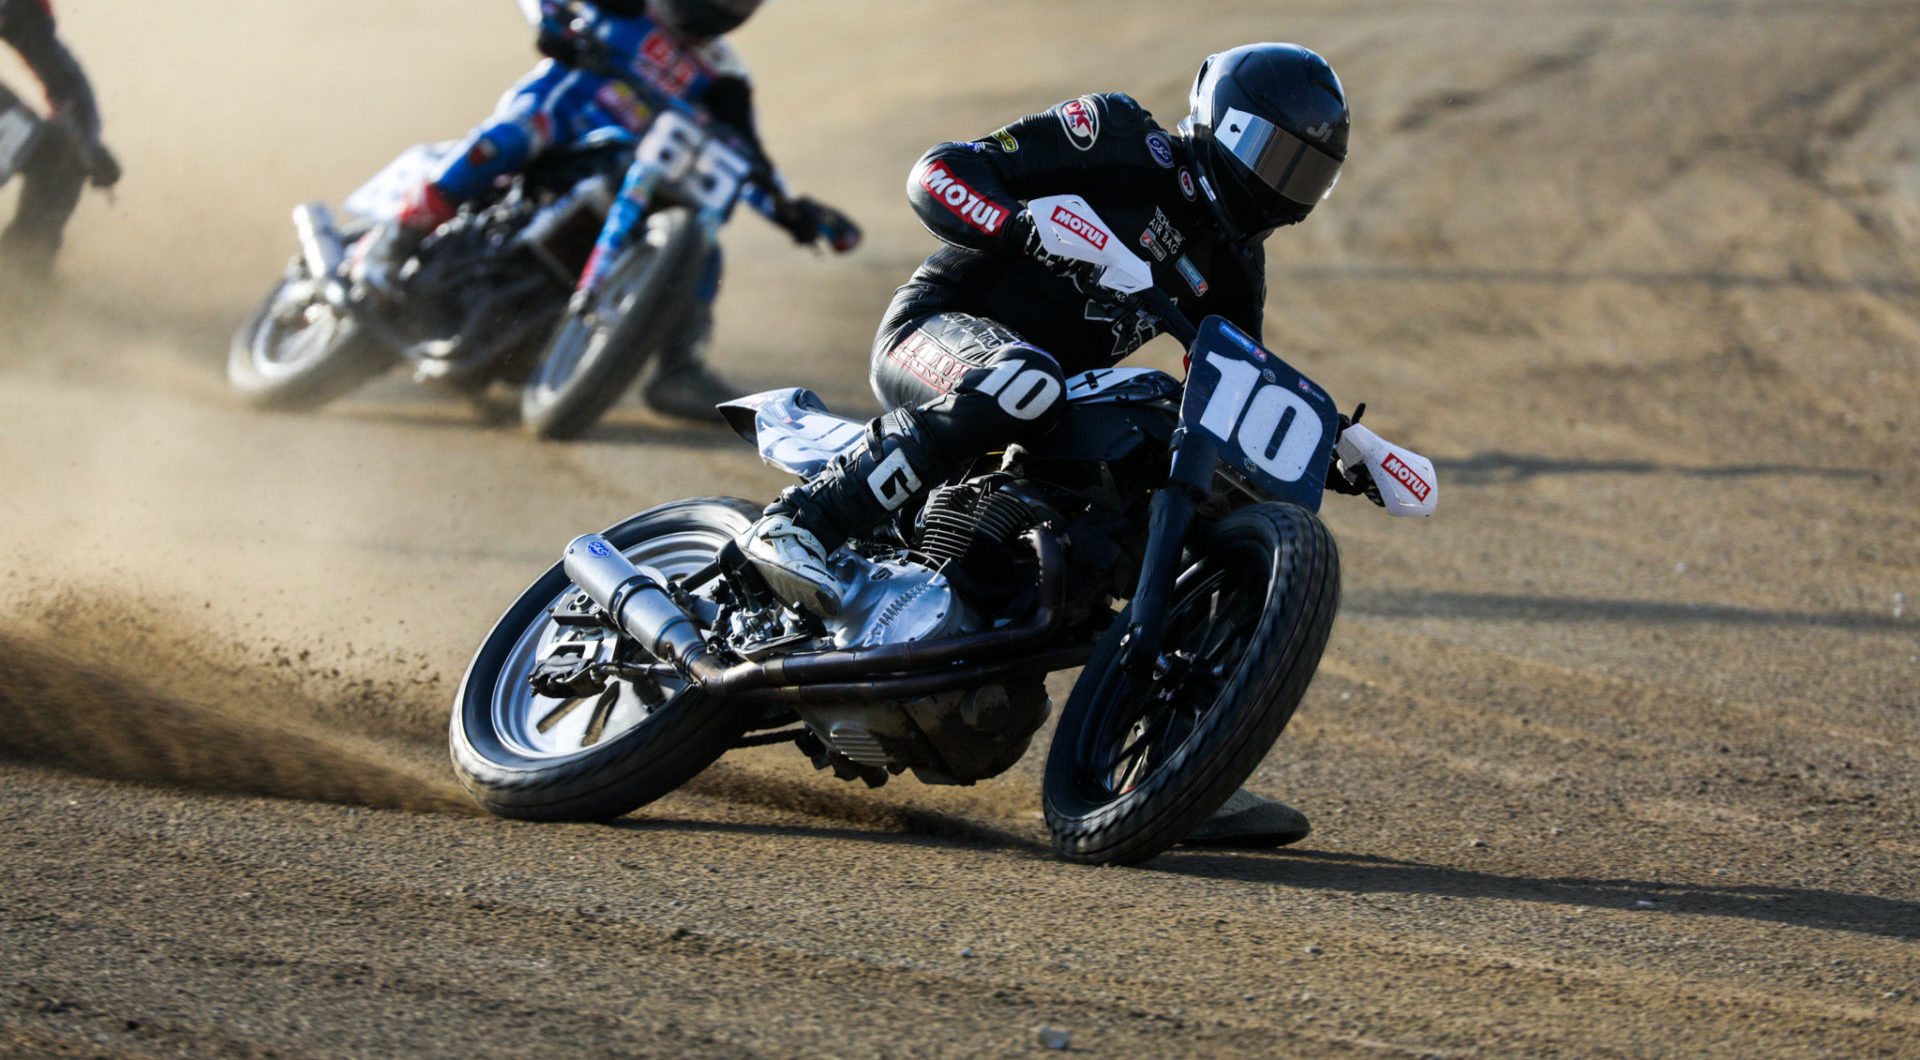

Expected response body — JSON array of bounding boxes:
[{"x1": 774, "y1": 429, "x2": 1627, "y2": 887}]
[{"x1": 450, "y1": 196, "x2": 1437, "y2": 864}]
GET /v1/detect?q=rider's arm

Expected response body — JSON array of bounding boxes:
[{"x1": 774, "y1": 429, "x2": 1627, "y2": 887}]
[
  {"x1": 1216, "y1": 246, "x2": 1267, "y2": 342},
  {"x1": 905, "y1": 93, "x2": 1150, "y2": 252},
  {"x1": 1, "y1": 1, "x2": 100, "y2": 138}
]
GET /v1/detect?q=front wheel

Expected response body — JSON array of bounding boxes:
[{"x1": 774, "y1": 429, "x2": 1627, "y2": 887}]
[
  {"x1": 227, "y1": 260, "x2": 396, "y2": 411},
  {"x1": 450, "y1": 497, "x2": 761, "y2": 821},
  {"x1": 520, "y1": 206, "x2": 706, "y2": 440},
  {"x1": 1043, "y1": 502, "x2": 1341, "y2": 865}
]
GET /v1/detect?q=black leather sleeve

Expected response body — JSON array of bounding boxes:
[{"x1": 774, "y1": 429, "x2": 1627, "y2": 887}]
[
  {"x1": 904, "y1": 93, "x2": 1152, "y2": 253},
  {"x1": 702, "y1": 75, "x2": 770, "y2": 169},
  {"x1": 0, "y1": 1, "x2": 100, "y2": 138}
]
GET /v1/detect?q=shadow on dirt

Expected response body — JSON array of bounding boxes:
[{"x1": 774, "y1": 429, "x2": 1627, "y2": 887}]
[
  {"x1": 1432, "y1": 452, "x2": 1875, "y2": 485},
  {"x1": 1345, "y1": 589, "x2": 1915, "y2": 633},
  {"x1": 1155, "y1": 848, "x2": 1920, "y2": 942},
  {"x1": 618, "y1": 762, "x2": 1048, "y2": 851}
]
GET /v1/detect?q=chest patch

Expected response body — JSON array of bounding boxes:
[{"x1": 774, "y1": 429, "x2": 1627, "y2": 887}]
[
  {"x1": 1137, "y1": 208, "x2": 1185, "y2": 262},
  {"x1": 1175, "y1": 255, "x2": 1209, "y2": 297}
]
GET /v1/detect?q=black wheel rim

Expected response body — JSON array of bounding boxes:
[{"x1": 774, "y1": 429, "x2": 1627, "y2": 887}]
[{"x1": 1075, "y1": 553, "x2": 1266, "y2": 801}]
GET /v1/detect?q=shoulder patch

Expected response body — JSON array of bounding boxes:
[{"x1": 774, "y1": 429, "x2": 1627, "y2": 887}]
[
  {"x1": 992, "y1": 128, "x2": 1020, "y2": 153},
  {"x1": 1145, "y1": 131, "x2": 1174, "y2": 168},
  {"x1": 1057, "y1": 95, "x2": 1101, "y2": 151}
]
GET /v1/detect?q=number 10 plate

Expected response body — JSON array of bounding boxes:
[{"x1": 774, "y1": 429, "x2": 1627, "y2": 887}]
[{"x1": 1180, "y1": 317, "x2": 1340, "y2": 512}]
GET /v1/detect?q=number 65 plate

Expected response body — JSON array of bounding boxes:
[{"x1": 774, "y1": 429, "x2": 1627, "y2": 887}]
[{"x1": 1181, "y1": 317, "x2": 1341, "y2": 512}]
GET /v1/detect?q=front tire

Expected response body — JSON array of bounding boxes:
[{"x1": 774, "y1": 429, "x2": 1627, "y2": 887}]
[
  {"x1": 1043, "y1": 502, "x2": 1341, "y2": 865},
  {"x1": 520, "y1": 207, "x2": 705, "y2": 440},
  {"x1": 227, "y1": 261, "x2": 396, "y2": 411},
  {"x1": 450, "y1": 497, "x2": 760, "y2": 821}
]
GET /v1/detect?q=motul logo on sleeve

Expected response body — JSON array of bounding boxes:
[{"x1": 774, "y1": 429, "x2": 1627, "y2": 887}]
[
  {"x1": 1380, "y1": 453, "x2": 1432, "y2": 502},
  {"x1": 920, "y1": 161, "x2": 1009, "y2": 235},
  {"x1": 1049, "y1": 205, "x2": 1108, "y2": 250}
]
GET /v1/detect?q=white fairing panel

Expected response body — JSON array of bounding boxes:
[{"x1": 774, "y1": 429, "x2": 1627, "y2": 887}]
[
  {"x1": 1337, "y1": 423, "x2": 1438, "y2": 518},
  {"x1": 513, "y1": 0, "x2": 544, "y2": 26},
  {"x1": 1025, "y1": 194, "x2": 1156, "y2": 295},
  {"x1": 343, "y1": 143, "x2": 458, "y2": 221},
  {"x1": 717, "y1": 389, "x2": 867, "y2": 480}
]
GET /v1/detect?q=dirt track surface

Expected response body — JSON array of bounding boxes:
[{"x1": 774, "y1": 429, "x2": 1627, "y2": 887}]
[{"x1": 2, "y1": 2, "x2": 1917, "y2": 1057}]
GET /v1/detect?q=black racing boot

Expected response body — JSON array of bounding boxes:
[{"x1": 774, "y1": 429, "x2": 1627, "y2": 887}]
[
  {"x1": 643, "y1": 303, "x2": 735, "y2": 422},
  {"x1": 350, "y1": 220, "x2": 425, "y2": 303},
  {"x1": 1182, "y1": 789, "x2": 1312, "y2": 848},
  {"x1": 738, "y1": 408, "x2": 948, "y2": 619}
]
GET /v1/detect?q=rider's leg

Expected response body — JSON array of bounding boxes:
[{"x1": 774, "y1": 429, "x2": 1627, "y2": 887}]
[
  {"x1": 740, "y1": 303, "x2": 1068, "y2": 618},
  {"x1": 0, "y1": 133, "x2": 86, "y2": 280},
  {"x1": 644, "y1": 245, "x2": 736, "y2": 421},
  {"x1": 356, "y1": 61, "x2": 595, "y2": 296}
]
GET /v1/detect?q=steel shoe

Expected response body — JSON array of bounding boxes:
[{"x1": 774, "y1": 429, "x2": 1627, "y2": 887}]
[{"x1": 1182, "y1": 789, "x2": 1311, "y2": 848}]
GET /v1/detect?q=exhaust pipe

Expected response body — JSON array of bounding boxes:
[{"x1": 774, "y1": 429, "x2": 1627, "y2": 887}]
[
  {"x1": 291, "y1": 202, "x2": 345, "y2": 281},
  {"x1": 563, "y1": 535, "x2": 726, "y2": 685}
]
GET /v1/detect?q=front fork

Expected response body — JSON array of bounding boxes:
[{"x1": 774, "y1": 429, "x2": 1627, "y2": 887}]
[{"x1": 1117, "y1": 430, "x2": 1219, "y2": 674}]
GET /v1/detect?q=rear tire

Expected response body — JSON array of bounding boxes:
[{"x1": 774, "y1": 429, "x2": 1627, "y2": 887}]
[
  {"x1": 520, "y1": 207, "x2": 705, "y2": 440},
  {"x1": 1043, "y1": 502, "x2": 1340, "y2": 865},
  {"x1": 227, "y1": 262, "x2": 395, "y2": 411},
  {"x1": 450, "y1": 497, "x2": 760, "y2": 821}
]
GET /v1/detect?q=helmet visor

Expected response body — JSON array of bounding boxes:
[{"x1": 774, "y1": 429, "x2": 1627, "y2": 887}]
[{"x1": 1214, "y1": 106, "x2": 1343, "y2": 206}]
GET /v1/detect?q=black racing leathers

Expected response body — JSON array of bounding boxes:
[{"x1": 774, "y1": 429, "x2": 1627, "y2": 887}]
[
  {"x1": 769, "y1": 94, "x2": 1272, "y2": 549},
  {"x1": 0, "y1": 0, "x2": 102, "y2": 274},
  {"x1": 896, "y1": 92, "x2": 1265, "y2": 372},
  {"x1": 0, "y1": 0, "x2": 98, "y2": 138}
]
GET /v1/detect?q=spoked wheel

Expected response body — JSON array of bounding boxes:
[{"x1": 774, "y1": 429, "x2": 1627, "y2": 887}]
[
  {"x1": 1043, "y1": 502, "x2": 1340, "y2": 865},
  {"x1": 450, "y1": 497, "x2": 761, "y2": 821},
  {"x1": 227, "y1": 256, "x2": 396, "y2": 411},
  {"x1": 520, "y1": 206, "x2": 705, "y2": 440}
]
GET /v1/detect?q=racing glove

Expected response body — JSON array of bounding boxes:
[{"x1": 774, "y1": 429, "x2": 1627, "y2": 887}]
[
  {"x1": 774, "y1": 196, "x2": 861, "y2": 253},
  {"x1": 1003, "y1": 208, "x2": 1132, "y2": 305}
]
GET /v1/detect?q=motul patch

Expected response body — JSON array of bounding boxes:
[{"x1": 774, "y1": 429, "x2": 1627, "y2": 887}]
[
  {"x1": 1057, "y1": 96, "x2": 1100, "y2": 151},
  {"x1": 919, "y1": 161, "x2": 1009, "y2": 235},
  {"x1": 1050, "y1": 204, "x2": 1109, "y2": 250},
  {"x1": 1380, "y1": 453, "x2": 1432, "y2": 501}
]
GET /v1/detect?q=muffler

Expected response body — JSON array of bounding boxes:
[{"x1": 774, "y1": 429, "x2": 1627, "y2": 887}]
[
  {"x1": 562, "y1": 535, "x2": 726, "y2": 685},
  {"x1": 291, "y1": 202, "x2": 345, "y2": 282}
]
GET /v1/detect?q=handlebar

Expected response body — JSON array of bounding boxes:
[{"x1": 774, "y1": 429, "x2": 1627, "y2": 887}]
[{"x1": 1139, "y1": 286, "x2": 1199, "y2": 349}]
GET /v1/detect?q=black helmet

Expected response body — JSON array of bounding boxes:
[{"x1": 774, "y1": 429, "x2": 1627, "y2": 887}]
[
  {"x1": 1186, "y1": 43, "x2": 1349, "y2": 243},
  {"x1": 649, "y1": 0, "x2": 762, "y2": 37}
]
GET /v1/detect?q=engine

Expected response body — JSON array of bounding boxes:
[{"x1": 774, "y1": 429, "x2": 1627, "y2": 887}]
[
  {"x1": 792, "y1": 479, "x2": 1053, "y2": 787},
  {"x1": 913, "y1": 477, "x2": 1041, "y2": 612}
]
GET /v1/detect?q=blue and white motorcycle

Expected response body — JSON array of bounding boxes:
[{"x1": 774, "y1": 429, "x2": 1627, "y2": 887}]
[
  {"x1": 228, "y1": 8, "x2": 852, "y2": 438},
  {"x1": 451, "y1": 196, "x2": 1437, "y2": 864}
]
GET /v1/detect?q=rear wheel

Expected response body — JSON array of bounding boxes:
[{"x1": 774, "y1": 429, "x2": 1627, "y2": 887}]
[
  {"x1": 450, "y1": 497, "x2": 760, "y2": 821},
  {"x1": 227, "y1": 259, "x2": 396, "y2": 411},
  {"x1": 1043, "y1": 502, "x2": 1340, "y2": 865},
  {"x1": 520, "y1": 207, "x2": 705, "y2": 440}
]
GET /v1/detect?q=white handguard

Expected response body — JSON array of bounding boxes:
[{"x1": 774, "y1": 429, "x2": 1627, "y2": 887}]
[
  {"x1": 1337, "y1": 423, "x2": 1439, "y2": 518},
  {"x1": 1025, "y1": 194, "x2": 1155, "y2": 296}
]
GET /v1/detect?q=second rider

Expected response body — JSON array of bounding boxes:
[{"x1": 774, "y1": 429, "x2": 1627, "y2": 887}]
[{"x1": 353, "y1": 0, "x2": 858, "y2": 420}]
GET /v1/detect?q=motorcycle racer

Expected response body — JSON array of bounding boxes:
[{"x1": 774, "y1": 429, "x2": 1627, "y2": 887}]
[
  {"x1": 739, "y1": 43, "x2": 1356, "y2": 846},
  {"x1": 353, "y1": 0, "x2": 858, "y2": 420},
  {"x1": 0, "y1": 0, "x2": 119, "y2": 280}
]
